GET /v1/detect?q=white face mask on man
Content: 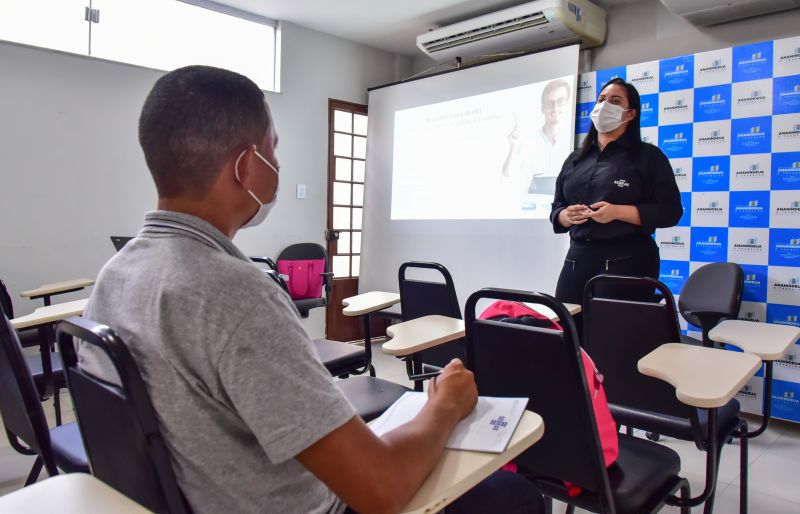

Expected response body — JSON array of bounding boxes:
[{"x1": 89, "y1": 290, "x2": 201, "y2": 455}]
[
  {"x1": 590, "y1": 101, "x2": 631, "y2": 133},
  {"x1": 235, "y1": 144, "x2": 279, "y2": 229}
]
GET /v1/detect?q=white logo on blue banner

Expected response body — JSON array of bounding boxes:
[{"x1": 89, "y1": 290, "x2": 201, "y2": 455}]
[
  {"x1": 730, "y1": 190, "x2": 770, "y2": 227},
  {"x1": 693, "y1": 120, "x2": 731, "y2": 157},
  {"x1": 577, "y1": 72, "x2": 596, "y2": 104},
  {"x1": 639, "y1": 93, "x2": 659, "y2": 127},
  {"x1": 660, "y1": 55, "x2": 694, "y2": 92},
  {"x1": 772, "y1": 152, "x2": 800, "y2": 190},
  {"x1": 732, "y1": 79, "x2": 773, "y2": 118},
  {"x1": 655, "y1": 226, "x2": 691, "y2": 261},
  {"x1": 767, "y1": 303, "x2": 800, "y2": 329},
  {"x1": 728, "y1": 228, "x2": 769, "y2": 265},
  {"x1": 771, "y1": 190, "x2": 800, "y2": 228},
  {"x1": 773, "y1": 36, "x2": 800, "y2": 78},
  {"x1": 732, "y1": 116, "x2": 772, "y2": 154},
  {"x1": 659, "y1": 259, "x2": 689, "y2": 294},
  {"x1": 691, "y1": 191, "x2": 729, "y2": 227},
  {"x1": 770, "y1": 228, "x2": 800, "y2": 266},
  {"x1": 669, "y1": 157, "x2": 693, "y2": 192},
  {"x1": 660, "y1": 89, "x2": 694, "y2": 125},
  {"x1": 773, "y1": 75, "x2": 800, "y2": 115},
  {"x1": 627, "y1": 60, "x2": 659, "y2": 95},
  {"x1": 575, "y1": 102, "x2": 593, "y2": 135},
  {"x1": 773, "y1": 113, "x2": 800, "y2": 153},
  {"x1": 733, "y1": 41, "x2": 773, "y2": 82},
  {"x1": 692, "y1": 155, "x2": 730, "y2": 191},
  {"x1": 640, "y1": 126, "x2": 658, "y2": 146},
  {"x1": 742, "y1": 264, "x2": 770, "y2": 302},
  {"x1": 695, "y1": 84, "x2": 731, "y2": 122},
  {"x1": 596, "y1": 66, "x2": 625, "y2": 94},
  {"x1": 768, "y1": 266, "x2": 800, "y2": 306},
  {"x1": 691, "y1": 226, "x2": 728, "y2": 261},
  {"x1": 731, "y1": 153, "x2": 771, "y2": 191},
  {"x1": 695, "y1": 47, "x2": 733, "y2": 87},
  {"x1": 659, "y1": 123, "x2": 693, "y2": 158}
]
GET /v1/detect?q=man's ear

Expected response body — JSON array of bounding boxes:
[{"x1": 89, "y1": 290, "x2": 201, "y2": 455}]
[{"x1": 229, "y1": 145, "x2": 254, "y2": 185}]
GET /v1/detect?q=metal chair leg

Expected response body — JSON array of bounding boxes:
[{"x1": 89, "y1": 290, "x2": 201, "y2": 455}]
[
  {"x1": 24, "y1": 457, "x2": 44, "y2": 486},
  {"x1": 53, "y1": 386, "x2": 62, "y2": 426},
  {"x1": 680, "y1": 482, "x2": 691, "y2": 514},
  {"x1": 740, "y1": 419, "x2": 749, "y2": 514}
]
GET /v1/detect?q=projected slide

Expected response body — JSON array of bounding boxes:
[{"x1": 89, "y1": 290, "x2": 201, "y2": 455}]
[{"x1": 391, "y1": 75, "x2": 574, "y2": 220}]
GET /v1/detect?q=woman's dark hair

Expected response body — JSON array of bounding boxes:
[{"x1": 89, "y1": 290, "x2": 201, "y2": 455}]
[{"x1": 578, "y1": 78, "x2": 642, "y2": 157}]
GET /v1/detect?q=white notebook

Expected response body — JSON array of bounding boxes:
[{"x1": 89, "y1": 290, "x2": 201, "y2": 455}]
[{"x1": 369, "y1": 392, "x2": 527, "y2": 453}]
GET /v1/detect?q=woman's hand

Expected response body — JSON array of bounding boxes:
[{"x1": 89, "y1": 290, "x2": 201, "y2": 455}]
[
  {"x1": 558, "y1": 204, "x2": 592, "y2": 228},
  {"x1": 588, "y1": 201, "x2": 642, "y2": 225}
]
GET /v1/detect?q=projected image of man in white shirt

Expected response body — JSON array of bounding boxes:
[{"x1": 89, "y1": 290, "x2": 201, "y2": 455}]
[{"x1": 502, "y1": 78, "x2": 572, "y2": 202}]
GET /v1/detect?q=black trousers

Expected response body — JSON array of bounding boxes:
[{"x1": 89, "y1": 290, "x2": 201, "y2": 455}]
[{"x1": 554, "y1": 235, "x2": 661, "y2": 305}]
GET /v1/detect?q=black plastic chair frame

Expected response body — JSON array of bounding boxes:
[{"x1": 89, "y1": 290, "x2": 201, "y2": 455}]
[
  {"x1": 57, "y1": 317, "x2": 190, "y2": 514},
  {"x1": 465, "y1": 287, "x2": 691, "y2": 514},
  {"x1": 398, "y1": 262, "x2": 465, "y2": 391},
  {"x1": 583, "y1": 274, "x2": 749, "y2": 513}
]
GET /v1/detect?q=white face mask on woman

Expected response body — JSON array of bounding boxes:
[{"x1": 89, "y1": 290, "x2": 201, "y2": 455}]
[
  {"x1": 235, "y1": 145, "x2": 279, "y2": 229},
  {"x1": 590, "y1": 101, "x2": 631, "y2": 133}
]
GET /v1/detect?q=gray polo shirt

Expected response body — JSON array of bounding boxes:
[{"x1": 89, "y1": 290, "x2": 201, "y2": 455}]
[{"x1": 79, "y1": 210, "x2": 354, "y2": 514}]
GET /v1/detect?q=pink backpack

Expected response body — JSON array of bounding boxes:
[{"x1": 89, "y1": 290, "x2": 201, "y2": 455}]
[
  {"x1": 277, "y1": 259, "x2": 325, "y2": 300},
  {"x1": 479, "y1": 301, "x2": 619, "y2": 476}
]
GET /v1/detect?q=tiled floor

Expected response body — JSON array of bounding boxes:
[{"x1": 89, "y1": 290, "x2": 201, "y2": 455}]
[{"x1": 2, "y1": 341, "x2": 800, "y2": 513}]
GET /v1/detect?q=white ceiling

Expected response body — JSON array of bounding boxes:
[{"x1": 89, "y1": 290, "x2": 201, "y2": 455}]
[{"x1": 213, "y1": 0, "x2": 645, "y2": 56}]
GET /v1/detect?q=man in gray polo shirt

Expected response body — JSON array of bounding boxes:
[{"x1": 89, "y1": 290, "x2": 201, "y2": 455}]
[{"x1": 80, "y1": 66, "x2": 544, "y2": 514}]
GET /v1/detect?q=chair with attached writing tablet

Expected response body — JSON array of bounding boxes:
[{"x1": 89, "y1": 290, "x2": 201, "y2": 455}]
[
  {"x1": 398, "y1": 262, "x2": 466, "y2": 381},
  {"x1": 252, "y1": 258, "x2": 409, "y2": 421},
  {"x1": 57, "y1": 317, "x2": 191, "y2": 514},
  {"x1": 0, "y1": 312, "x2": 88, "y2": 485},
  {"x1": 678, "y1": 262, "x2": 743, "y2": 348},
  {"x1": 583, "y1": 275, "x2": 748, "y2": 514},
  {"x1": 1, "y1": 279, "x2": 67, "y2": 423},
  {"x1": 464, "y1": 287, "x2": 691, "y2": 514}
]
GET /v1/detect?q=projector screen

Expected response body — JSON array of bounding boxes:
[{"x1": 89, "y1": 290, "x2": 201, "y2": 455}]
[{"x1": 360, "y1": 45, "x2": 580, "y2": 308}]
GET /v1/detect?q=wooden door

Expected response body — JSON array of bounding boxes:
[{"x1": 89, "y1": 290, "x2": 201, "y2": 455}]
[{"x1": 325, "y1": 99, "x2": 376, "y2": 341}]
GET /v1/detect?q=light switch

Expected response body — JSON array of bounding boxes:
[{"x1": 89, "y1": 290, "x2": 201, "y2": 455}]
[{"x1": 296, "y1": 183, "x2": 306, "y2": 199}]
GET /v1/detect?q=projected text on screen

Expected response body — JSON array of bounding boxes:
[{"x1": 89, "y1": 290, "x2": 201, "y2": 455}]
[{"x1": 390, "y1": 75, "x2": 574, "y2": 220}]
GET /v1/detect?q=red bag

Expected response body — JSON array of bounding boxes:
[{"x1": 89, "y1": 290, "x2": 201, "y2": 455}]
[
  {"x1": 277, "y1": 259, "x2": 325, "y2": 300},
  {"x1": 479, "y1": 301, "x2": 619, "y2": 473}
]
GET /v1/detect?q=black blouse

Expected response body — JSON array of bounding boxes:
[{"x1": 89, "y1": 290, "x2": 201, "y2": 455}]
[{"x1": 550, "y1": 138, "x2": 683, "y2": 241}]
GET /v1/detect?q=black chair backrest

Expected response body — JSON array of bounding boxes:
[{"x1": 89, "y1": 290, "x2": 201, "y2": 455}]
[
  {"x1": 0, "y1": 313, "x2": 57, "y2": 475},
  {"x1": 583, "y1": 275, "x2": 696, "y2": 422},
  {"x1": 1, "y1": 279, "x2": 14, "y2": 318},
  {"x1": 678, "y1": 262, "x2": 743, "y2": 330},
  {"x1": 57, "y1": 317, "x2": 189, "y2": 514},
  {"x1": 399, "y1": 262, "x2": 465, "y2": 367},
  {"x1": 464, "y1": 288, "x2": 613, "y2": 503},
  {"x1": 277, "y1": 243, "x2": 331, "y2": 300}
]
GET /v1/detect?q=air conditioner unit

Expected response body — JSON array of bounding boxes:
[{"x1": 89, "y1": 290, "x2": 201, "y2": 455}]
[
  {"x1": 660, "y1": 0, "x2": 800, "y2": 27},
  {"x1": 416, "y1": 0, "x2": 606, "y2": 62}
]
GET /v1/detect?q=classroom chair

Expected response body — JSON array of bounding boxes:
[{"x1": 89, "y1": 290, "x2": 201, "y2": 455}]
[
  {"x1": 0, "y1": 312, "x2": 88, "y2": 485},
  {"x1": 57, "y1": 317, "x2": 191, "y2": 514},
  {"x1": 583, "y1": 275, "x2": 748, "y2": 514},
  {"x1": 464, "y1": 287, "x2": 691, "y2": 514},
  {"x1": 398, "y1": 262, "x2": 466, "y2": 378},
  {"x1": 678, "y1": 262, "x2": 744, "y2": 347},
  {"x1": 1, "y1": 278, "x2": 67, "y2": 425}
]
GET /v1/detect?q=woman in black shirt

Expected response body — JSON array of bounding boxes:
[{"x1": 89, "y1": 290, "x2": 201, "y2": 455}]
[{"x1": 550, "y1": 78, "x2": 682, "y2": 304}]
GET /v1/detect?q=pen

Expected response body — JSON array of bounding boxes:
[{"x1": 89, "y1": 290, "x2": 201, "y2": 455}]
[{"x1": 408, "y1": 371, "x2": 442, "y2": 381}]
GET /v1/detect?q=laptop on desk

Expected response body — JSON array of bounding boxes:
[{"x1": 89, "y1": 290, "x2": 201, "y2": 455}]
[{"x1": 110, "y1": 236, "x2": 133, "y2": 252}]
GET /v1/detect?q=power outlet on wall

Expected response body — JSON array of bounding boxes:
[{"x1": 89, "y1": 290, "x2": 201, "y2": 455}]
[{"x1": 296, "y1": 183, "x2": 306, "y2": 199}]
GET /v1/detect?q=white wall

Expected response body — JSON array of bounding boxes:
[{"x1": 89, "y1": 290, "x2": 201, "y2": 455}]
[{"x1": 0, "y1": 22, "x2": 410, "y2": 338}]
